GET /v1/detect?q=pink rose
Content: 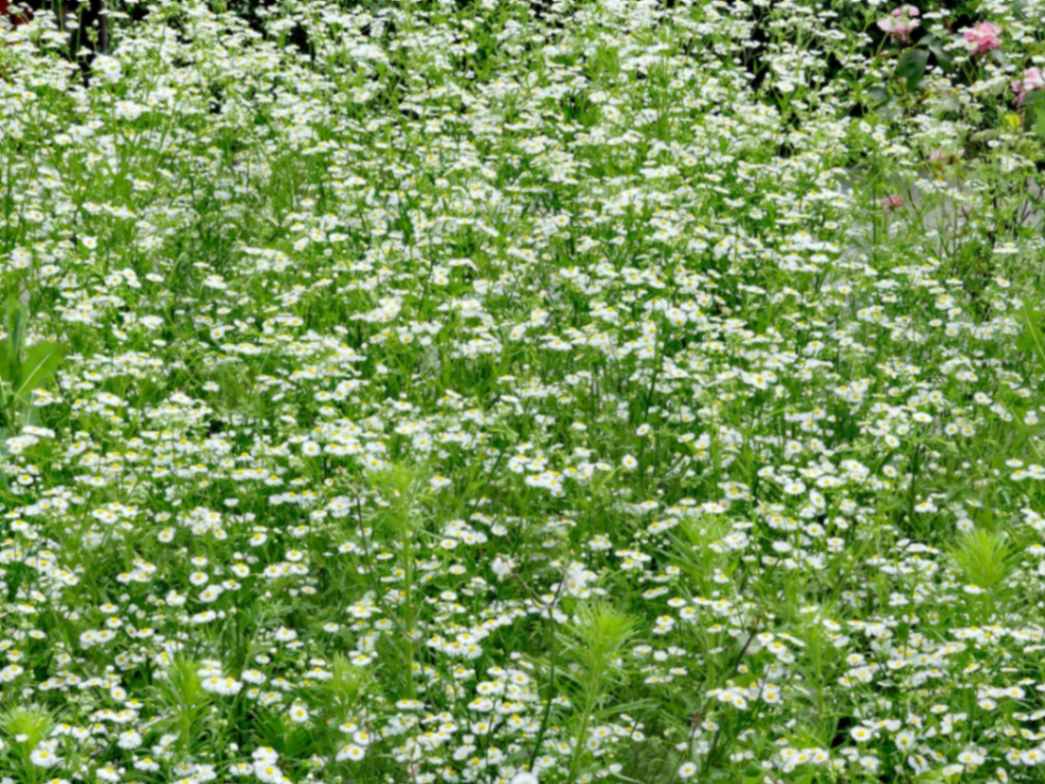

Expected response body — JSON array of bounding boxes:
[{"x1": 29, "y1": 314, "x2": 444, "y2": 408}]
[
  {"x1": 877, "y1": 5, "x2": 921, "y2": 44},
  {"x1": 1012, "y1": 67, "x2": 1045, "y2": 105},
  {"x1": 961, "y1": 22, "x2": 1001, "y2": 56}
]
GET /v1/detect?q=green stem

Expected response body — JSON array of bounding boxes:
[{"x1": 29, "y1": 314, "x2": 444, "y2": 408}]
[
  {"x1": 527, "y1": 576, "x2": 569, "y2": 772},
  {"x1": 566, "y1": 695, "x2": 597, "y2": 784}
]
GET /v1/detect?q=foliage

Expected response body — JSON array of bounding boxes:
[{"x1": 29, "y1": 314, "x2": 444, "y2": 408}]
[
  {"x1": 0, "y1": 298, "x2": 64, "y2": 436},
  {"x1": 0, "y1": 0, "x2": 1043, "y2": 783}
]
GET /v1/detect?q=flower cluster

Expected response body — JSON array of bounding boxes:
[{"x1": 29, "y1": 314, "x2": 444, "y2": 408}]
[
  {"x1": 962, "y1": 21, "x2": 1002, "y2": 56},
  {"x1": 877, "y1": 5, "x2": 921, "y2": 43}
]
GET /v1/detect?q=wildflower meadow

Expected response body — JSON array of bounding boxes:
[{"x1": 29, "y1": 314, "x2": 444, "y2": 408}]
[{"x1": 1, "y1": 0, "x2": 1044, "y2": 782}]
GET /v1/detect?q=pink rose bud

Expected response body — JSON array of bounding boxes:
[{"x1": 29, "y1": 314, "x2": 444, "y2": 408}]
[{"x1": 962, "y1": 21, "x2": 1002, "y2": 56}]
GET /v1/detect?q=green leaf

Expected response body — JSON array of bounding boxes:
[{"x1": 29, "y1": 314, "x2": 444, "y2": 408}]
[
  {"x1": 1020, "y1": 304, "x2": 1045, "y2": 367},
  {"x1": 4, "y1": 297, "x2": 25, "y2": 375},
  {"x1": 13, "y1": 341, "x2": 64, "y2": 404},
  {"x1": 896, "y1": 48, "x2": 929, "y2": 91},
  {"x1": 0, "y1": 342, "x2": 12, "y2": 385},
  {"x1": 1025, "y1": 90, "x2": 1045, "y2": 140},
  {"x1": 914, "y1": 769, "x2": 960, "y2": 783},
  {"x1": 866, "y1": 85, "x2": 890, "y2": 108}
]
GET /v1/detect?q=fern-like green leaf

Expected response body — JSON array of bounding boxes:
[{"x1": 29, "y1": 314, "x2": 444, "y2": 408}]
[{"x1": 951, "y1": 528, "x2": 1012, "y2": 590}]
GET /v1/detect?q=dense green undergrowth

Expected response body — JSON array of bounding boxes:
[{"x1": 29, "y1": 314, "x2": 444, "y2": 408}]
[{"x1": 1, "y1": 1, "x2": 1045, "y2": 782}]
